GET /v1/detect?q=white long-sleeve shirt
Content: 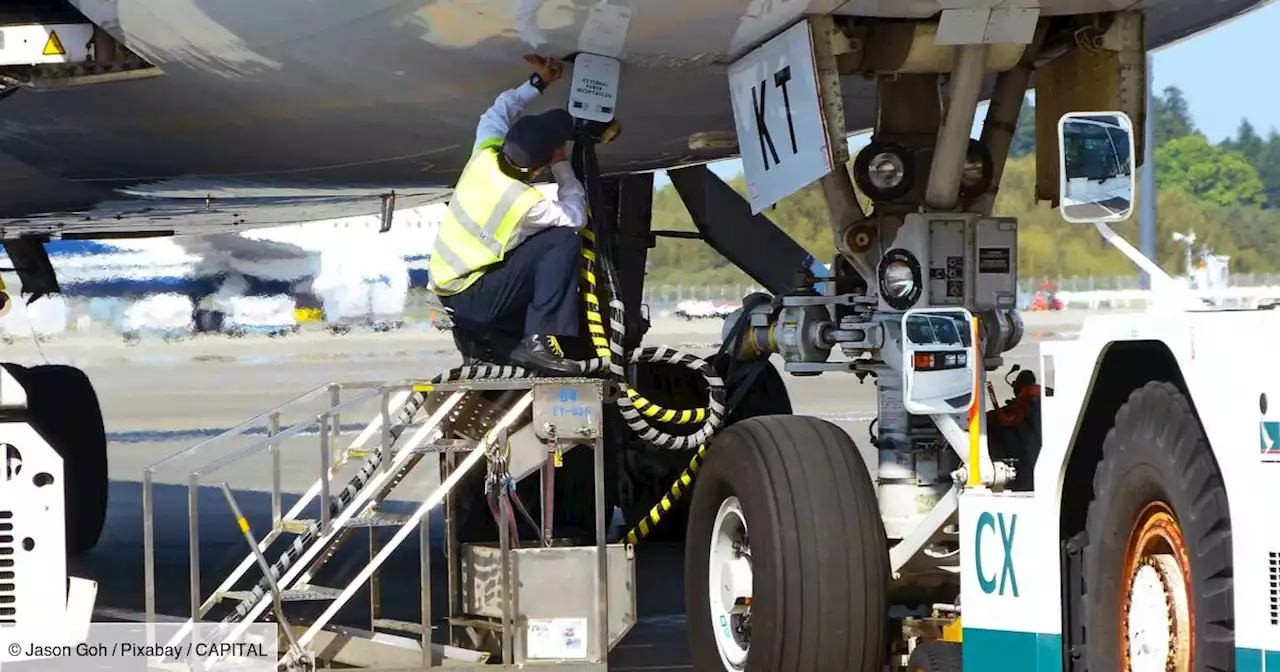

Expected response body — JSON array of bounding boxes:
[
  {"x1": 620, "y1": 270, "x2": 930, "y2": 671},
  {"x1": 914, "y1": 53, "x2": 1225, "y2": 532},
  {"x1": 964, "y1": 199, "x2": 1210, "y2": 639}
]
[{"x1": 473, "y1": 80, "x2": 587, "y2": 251}]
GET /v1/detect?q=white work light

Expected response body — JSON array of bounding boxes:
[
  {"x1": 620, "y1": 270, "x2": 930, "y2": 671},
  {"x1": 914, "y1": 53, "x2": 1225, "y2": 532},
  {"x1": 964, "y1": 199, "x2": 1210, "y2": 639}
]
[
  {"x1": 878, "y1": 248, "x2": 923, "y2": 310},
  {"x1": 882, "y1": 261, "x2": 916, "y2": 298},
  {"x1": 854, "y1": 141, "x2": 915, "y2": 201}
]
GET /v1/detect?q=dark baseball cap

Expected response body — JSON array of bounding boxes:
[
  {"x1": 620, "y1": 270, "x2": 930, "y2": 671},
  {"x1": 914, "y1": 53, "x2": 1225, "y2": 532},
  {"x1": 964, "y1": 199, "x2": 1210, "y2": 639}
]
[{"x1": 502, "y1": 108, "x2": 576, "y2": 170}]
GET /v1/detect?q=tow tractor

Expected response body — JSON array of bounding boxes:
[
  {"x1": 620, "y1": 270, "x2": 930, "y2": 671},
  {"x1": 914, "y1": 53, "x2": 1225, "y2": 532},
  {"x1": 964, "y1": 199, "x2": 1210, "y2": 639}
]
[{"x1": 1, "y1": 9, "x2": 1278, "y2": 672}]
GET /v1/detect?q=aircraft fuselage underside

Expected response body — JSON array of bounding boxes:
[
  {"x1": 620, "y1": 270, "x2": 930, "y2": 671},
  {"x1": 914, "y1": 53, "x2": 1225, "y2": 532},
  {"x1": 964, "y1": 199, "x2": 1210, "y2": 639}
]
[{"x1": 0, "y1": 0, "x2": 1266, "y2": 238}]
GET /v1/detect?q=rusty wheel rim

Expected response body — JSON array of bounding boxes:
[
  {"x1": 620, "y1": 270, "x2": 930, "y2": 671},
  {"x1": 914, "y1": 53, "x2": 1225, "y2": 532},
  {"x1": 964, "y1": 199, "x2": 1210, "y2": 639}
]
[{"x1": 1119, "y1": 501, "x2": 1194, "y2": 672}]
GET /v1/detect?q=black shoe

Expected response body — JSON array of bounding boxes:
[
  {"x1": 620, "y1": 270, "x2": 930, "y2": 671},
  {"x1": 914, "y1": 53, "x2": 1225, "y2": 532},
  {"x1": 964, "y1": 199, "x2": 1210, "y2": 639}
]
[{"x1": 508, "y1": 335, "x2": 580, "y2": 375}]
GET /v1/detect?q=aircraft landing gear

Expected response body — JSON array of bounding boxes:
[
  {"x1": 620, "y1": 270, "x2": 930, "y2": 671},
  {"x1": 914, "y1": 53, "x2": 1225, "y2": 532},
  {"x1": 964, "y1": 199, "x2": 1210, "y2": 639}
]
[{"x1": 675, "y1": 10, "x2": 1087, "y2": 667}]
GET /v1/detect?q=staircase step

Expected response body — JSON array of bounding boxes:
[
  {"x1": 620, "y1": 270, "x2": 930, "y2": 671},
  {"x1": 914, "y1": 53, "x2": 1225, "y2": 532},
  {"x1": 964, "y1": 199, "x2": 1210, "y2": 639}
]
[
  {"x1": 372, "y1": 618, "x2": 428, "y2": 635},
  {"x1": 347, "y1": 438, "x2": 477, "y2": 460},
  {"x1": 279, "y1": 519, "x2": 315, "y2": 534},
  {"x1": 220, "y1": 584, "x2": 343, "y2": 603},
  {"x1": 342, "y1": 511, "x2": 412, "y2": 528},
  {"x1": 278, "y1": 510, "x2": 414, "y2": 534}
]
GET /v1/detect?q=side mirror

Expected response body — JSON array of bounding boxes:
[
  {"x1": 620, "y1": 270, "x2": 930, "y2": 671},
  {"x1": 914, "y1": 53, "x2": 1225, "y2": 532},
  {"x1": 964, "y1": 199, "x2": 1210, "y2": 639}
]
[
  {"x1": 901, "y1": 307, "x2": 977, "y2": 415},
  {"x1": 1056, "y1": 111, "x2": 1136, "y2": 224}
]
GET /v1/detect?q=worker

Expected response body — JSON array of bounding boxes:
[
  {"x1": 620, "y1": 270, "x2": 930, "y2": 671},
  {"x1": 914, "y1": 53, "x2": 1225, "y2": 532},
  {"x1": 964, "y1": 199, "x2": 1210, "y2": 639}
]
[
  {"x1": 428, "y1": 54, "x2": 587, "y2": 374},
  {"x1": 986, "y1": 369, "x2": 1044, "y2": 490},
  {"x1": 990, "y1": 369, "x2": 1042, "y2": 429}
]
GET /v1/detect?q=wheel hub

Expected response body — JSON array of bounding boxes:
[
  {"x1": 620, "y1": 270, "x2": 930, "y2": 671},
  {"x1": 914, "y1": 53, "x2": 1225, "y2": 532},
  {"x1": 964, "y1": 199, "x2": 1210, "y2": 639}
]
[
  {"x1": 708, "y1": 496, "x2": 752, "y2": 670},
  {"x1": 1121, "y1": 502, "x2": 1193, "y2": 672}
]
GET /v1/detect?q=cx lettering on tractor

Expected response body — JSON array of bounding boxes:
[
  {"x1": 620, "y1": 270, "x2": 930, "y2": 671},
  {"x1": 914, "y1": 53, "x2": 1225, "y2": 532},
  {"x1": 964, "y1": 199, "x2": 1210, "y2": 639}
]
[{"x1": 0, "y1": 4, "x2": 1276, "y2": 672}]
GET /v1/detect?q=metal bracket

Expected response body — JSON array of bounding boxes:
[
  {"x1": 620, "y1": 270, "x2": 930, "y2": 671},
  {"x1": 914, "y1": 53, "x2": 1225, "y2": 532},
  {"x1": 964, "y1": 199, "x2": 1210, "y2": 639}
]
[
  {"x1": 930, "y1": 412, "x2": 1015, "y2": 489},
  {"x1": 780, "y1": 293, "x2": 874, "y2": 308},
  {"x1": 379, "y1": 191, "x2": 397, "y2": 233},
  {"x1": 532, "y1": 381, "x2": 605, "y2": 442},
  {"x1": 2, "y1": 237, "x2": 60, "y2": 303},
  {"x1": 667, "y1": 164, "x2": 818, "y2": 296},
  {"x1": 889, "y1": 484, "x2": 960, "y2": 577},
  {"x1": 785, "y1": 361, "x2": 861, "y2": 375}
]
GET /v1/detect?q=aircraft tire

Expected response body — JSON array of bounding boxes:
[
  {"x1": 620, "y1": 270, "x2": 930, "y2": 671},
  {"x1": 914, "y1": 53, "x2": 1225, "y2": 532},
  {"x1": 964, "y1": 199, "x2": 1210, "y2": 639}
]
[
  {"x1": 3, "y1": 363, "x2": 109, "y2": 556},
  {"x1": 620, "y1": 354, "x2": 791, "y2": 544},
  {"x1": 906, "y1": 642, "x2": 963, "y2": 672},
  {"x1": 685, "y1": 415, "x2": 887, "y2": 671},
  {"x1": 1081, "y1": 381, "x2": 1234, "y2": 671}
]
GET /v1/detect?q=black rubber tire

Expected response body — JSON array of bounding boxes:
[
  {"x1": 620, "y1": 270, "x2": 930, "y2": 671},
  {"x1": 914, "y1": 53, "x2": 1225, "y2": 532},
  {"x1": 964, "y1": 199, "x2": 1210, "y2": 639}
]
[
  {"x1": 621, "y1": 354, "x2": 792, "y2": 543},
  {"x1": 1081, "y1": 381, "x2": 1235, "y2": 670},
  {"x1": 2, "y1": 364, "x2": 109, "y2": 556},
  {"x1": 685, "y1": 415, "x2": 887, "y2": 671},
  {"x1": 906, "y1": 641, "x2": 963, "y2": 672}
]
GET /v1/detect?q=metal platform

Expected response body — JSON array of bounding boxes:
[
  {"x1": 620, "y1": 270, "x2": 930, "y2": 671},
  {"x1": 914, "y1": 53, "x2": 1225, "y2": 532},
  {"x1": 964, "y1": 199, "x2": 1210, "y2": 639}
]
[{"x1": 139, "y1": 376, "x2": 634, "y2": 669}]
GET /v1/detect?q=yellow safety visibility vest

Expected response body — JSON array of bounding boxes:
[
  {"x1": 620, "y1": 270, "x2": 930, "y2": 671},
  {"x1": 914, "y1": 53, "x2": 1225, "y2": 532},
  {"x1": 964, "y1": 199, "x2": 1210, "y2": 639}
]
[{"x1": 429, "y1": 141, "x2": 544, "y2": 295}]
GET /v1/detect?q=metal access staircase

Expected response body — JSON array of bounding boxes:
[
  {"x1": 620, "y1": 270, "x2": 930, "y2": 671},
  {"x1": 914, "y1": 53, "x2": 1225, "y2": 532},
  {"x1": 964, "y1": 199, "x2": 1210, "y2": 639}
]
[{"x1": 141, "y1": 376, "x2": 633, "y2": 670}]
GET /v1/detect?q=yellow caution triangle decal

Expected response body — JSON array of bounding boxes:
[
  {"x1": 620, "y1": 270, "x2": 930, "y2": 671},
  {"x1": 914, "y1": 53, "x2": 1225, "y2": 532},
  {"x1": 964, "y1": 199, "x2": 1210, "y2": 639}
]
[{"x1": 43, "y1": 31, "x2": 66, "y2": 57}]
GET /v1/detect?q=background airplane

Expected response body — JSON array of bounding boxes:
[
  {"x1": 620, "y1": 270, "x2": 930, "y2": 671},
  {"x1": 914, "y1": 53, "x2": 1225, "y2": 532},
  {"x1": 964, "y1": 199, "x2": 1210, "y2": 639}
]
[{"x1": 0, "y1": 203, "x2": 443, "y2": 339}]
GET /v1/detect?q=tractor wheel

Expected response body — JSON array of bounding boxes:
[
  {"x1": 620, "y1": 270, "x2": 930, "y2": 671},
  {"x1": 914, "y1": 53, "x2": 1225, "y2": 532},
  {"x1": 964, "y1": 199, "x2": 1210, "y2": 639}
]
[
  {"x1": 906, "y1": 642, "x2": 963, "y2": 671},
  {"x1": 3, "y1": 364, "x2": 109, "y2": 556},
  {"x1": 1081, "y1": 381, "x2": 1235, "y2": 671},
  {"x1": 685, "y1": 415, "x2": 887, "y2": 671}
]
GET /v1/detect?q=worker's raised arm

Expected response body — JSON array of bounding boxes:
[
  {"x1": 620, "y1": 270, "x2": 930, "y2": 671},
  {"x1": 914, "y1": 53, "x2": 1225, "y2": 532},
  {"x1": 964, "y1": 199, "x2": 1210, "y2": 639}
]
[
  {"x1": 523, "y1": 159, "x2": 587, "y2": 232},
  {"x1": 473, "y1": 83, "x2": 540, "y2": 151},
  {"x1": 473, "y1": 55, "x2": 566, "y2": 151}
]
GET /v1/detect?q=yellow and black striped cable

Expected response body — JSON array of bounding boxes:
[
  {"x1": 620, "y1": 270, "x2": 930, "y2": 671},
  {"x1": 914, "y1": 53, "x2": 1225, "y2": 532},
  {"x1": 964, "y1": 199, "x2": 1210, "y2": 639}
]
[
  {"x1": 624, "y1": 444, "x2": 709, "y2": 545},
  {"x1": 579, "y1": 228, "x2": 710, "y2": 425}
]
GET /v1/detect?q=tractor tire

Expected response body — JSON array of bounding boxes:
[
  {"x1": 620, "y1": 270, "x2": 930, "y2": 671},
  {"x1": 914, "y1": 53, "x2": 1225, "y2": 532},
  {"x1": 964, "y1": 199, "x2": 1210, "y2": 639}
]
[
  {"x1": 3, "y1": 364, "x2": 109, "y2": 556},
  {"x1": 685, "y1": 415, "x2": 887, "y2": 671},
  {"x1": 621, "y1": 354, "x2": 791, "y2": 543},
  {"x1": 1080, "y1": 381, "x2": 1235, "y2": 671},
  {"x1": 906, "y1": 642, "x2": 963, "y2": 672}
]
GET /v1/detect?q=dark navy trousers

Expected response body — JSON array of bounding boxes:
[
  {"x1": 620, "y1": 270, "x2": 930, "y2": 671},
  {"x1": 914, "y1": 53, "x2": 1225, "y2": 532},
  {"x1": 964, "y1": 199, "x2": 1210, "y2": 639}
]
[{"x1": 440, "y1": 227, "x2": 582, "y2": 342}]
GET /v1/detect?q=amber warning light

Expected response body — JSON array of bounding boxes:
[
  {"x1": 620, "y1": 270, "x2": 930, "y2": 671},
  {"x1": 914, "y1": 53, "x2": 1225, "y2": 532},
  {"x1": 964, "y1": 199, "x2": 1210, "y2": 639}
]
[{"x1": 913, "y1": 351, "x2": 967, "y2": 371}]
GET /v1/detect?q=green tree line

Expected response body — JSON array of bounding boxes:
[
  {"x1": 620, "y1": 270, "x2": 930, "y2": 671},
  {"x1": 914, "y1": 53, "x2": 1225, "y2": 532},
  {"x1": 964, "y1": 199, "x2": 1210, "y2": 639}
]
[{"x1": 644, "y1": 87, "x2": 1280, "y2": 285}]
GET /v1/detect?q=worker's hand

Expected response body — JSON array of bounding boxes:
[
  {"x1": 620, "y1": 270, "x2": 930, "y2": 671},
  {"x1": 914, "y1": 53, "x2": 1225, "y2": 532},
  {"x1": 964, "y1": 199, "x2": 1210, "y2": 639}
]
[
  {"x1": 524, "y1": 54, "x2": 564, "y2": 85},
  {"x1": 550, "y1": 145, "x2": 567, "y2": 165}
]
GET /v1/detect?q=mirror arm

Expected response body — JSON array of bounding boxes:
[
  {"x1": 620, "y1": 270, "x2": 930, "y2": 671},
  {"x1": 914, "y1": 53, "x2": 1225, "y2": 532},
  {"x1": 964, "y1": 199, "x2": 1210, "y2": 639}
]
[
  {"x1": 1094, "y1": 221, "x2": 1205, "y2": 309},
  {"x1": 1093, "y1": 221, "x2": 1176, "y2": 289},
  {"x1": 931, "y1": 412, "x2": 973, "y2": 466}
]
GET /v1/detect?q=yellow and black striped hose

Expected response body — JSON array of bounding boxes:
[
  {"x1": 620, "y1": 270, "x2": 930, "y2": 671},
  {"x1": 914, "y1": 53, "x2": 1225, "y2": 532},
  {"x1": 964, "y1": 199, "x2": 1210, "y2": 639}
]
[{"x1": 624, "y1": 444, "x2": 708, "y2": 545}]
